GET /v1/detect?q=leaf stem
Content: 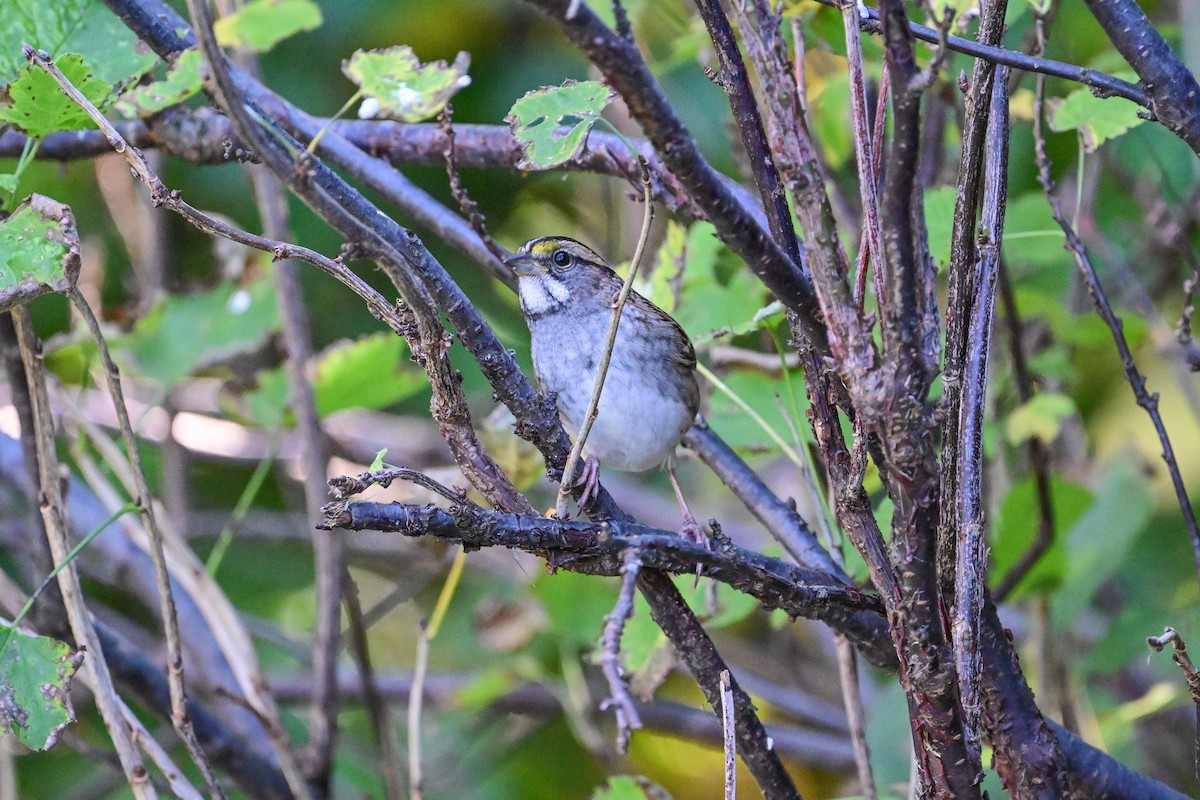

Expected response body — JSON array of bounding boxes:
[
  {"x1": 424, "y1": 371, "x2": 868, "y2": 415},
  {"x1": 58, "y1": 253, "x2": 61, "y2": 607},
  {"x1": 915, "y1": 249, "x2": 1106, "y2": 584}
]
[
  {"x1": 306, "y1": 89, "x2": 363, "y2": 154},
  {"x1": 0, "y1": 502, "x2": 138, "y2": 656}
]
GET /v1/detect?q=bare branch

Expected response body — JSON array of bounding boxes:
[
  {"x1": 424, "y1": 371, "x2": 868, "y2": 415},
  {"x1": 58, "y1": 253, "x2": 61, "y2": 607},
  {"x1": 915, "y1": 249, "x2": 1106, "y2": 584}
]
[{"x1": 599, "y1": 550, "x2": 644, "y2": 752}]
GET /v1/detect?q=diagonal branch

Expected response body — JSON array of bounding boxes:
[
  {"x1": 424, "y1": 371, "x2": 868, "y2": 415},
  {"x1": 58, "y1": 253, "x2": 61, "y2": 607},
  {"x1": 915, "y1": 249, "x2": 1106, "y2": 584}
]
[
  {"x1": 1079, "y1": 0, "x2": 1200, "y2": 157},
  {"x1": 522, "y1": 0, "x2": 828, "y2": 351}
]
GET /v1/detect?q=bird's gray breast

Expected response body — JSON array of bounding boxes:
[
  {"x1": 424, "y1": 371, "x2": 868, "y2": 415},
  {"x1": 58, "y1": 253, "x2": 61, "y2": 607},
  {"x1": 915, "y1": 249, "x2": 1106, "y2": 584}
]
[{"x1": 529, "y1": 307, "x2": 697, "y2": 472}]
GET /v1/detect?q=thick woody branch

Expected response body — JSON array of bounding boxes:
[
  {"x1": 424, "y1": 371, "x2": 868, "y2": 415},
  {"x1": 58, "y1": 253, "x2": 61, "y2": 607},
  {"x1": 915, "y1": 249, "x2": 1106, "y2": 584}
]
[
  {"x1": 950, "y1": 64, "x2": 1010, "y2": 767},
  {"x1": 1080, "y1": 0, "x2": 1200, "y2": 157},
  {"x1": 938, "y1": 0, "x2": 1010, "y2": 595},
  {"x1": 693, "y1": 0, "x2": 803, "y2": 266},
  {"x1": 522, "y1": 0, "x2": 829, "y2": 352},
  {"x1": 323, "y1": 500, "x2": 896, "y2": 669},
  {"x1": 636, "y1": 571, "x2": 801, "y2": 800}
]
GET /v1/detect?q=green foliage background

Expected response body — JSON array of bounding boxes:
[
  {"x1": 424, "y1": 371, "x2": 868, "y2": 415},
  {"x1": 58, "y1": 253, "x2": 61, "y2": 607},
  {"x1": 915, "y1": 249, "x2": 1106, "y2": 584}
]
[{"x1": 2, "y1": 0, "x2": 1200, "y2": 797}]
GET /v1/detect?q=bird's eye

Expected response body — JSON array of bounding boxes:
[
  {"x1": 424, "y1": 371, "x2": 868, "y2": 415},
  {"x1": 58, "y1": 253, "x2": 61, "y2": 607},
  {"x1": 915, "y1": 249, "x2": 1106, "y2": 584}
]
[{"x1": 551, "y1": 249, "x2": 571, "y2": 268}]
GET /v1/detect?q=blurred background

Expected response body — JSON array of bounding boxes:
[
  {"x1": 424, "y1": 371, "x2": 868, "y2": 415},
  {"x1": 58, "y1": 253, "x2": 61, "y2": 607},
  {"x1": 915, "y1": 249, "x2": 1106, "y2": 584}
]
[{"x1": 3, "y1": 0, "x2": 1200, "y2": 796}]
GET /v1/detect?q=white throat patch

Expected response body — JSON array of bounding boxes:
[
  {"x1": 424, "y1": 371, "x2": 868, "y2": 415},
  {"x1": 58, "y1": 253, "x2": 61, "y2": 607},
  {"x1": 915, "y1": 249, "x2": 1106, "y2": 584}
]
[{"x1": 519, "y1": 275, "x2": 570, "y2": 316}]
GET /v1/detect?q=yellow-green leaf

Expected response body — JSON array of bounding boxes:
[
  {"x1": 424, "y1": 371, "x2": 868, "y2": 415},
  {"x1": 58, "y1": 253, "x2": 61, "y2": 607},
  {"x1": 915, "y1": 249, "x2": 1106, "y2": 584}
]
[
  {"x1": 213, "y1": 0, "x2": 323, "y2": 53},
  {"x1": 345, "y1": 46, "x2": 471, "y2": 123},
  {"x1": 115, "y1": 49, "x2": 205, "y2": 118},
  {"x1": 1048, "y1": 89, "x2": 1147, "y2": 152}
]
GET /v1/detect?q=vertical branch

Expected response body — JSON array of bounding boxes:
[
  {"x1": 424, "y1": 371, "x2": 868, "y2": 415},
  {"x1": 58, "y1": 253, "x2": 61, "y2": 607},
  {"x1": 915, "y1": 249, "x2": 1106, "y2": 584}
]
[
  {"x1": 692, "y1": 0, "x2": 804, "y2": 267},
  {"x1": 251, "y1": 167, "x2": 343, "y2": 796},
  {"x1": 951, "y1": 65, "x2": 1010, "y2": 765},
  {"x1": 10, "y1": 307, "x2": 155, "y2": 800},
  {"x1": 938, "y1": 0, "x2": 1009, "y2": 589},
  {"x1": 69, "y1": 288, "x2": 225, "y2": 797},
  {"x1": 1031, "y1": 16, "x2": 1200, "y2": 588},
  {"x1": 599, "y1": 550, "x2": 644, "y2": 752},
  {"x1": 840, "y1": 0, "x2": 885, "y2": 307}
]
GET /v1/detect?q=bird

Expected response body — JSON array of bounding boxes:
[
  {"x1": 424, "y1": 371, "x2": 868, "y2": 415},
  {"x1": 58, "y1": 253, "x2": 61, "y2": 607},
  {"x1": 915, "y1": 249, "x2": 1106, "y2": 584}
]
[{"x1": 505, "y1": 236, "x2": 703, "y2": 537}]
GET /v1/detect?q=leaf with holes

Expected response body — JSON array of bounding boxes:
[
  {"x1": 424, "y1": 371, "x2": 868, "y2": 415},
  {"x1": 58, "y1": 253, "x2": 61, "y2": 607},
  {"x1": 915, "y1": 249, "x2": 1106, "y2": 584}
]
[
  {"x1": 213, "y1": 0, "x2": 323, "y2": 53},
  {"x1": 0, "y1": 627, "x2": 81, "y2": 751},
  {"x1": 506, "y1": 80, "x2": 613, "y2": 168},
  {"x1": 0, "y1": 54, "x2": 111, "y2": 138},
  {"x1": 344, "y1": 46, "x2": 471, "y2": 123},
  {"x1": 0, "y1": 194, "x2": 80, "y2": 311},
  {"x1": 114, "y1": 49, "x2": 205, "y2": 118}
]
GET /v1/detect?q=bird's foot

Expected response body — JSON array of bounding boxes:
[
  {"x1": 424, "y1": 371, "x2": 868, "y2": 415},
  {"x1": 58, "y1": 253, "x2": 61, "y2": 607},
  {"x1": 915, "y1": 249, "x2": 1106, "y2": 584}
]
[{"x1": 575, "y1": 454, "x2": 602, "y2": 510}]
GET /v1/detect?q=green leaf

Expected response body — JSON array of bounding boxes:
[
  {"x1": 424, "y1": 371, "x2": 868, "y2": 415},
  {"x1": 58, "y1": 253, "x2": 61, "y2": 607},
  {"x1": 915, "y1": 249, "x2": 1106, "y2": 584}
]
[
  {"x1": 0, "y1": 0, "x2": 156, "y2": 90},
  {"x1": 236, "y1": 366, "x2": 290, "y2": 428},
  {"x1": 0, "y1": 194, "x2": 80, "y2": 311},
  {"x1": 924, "y1": 186, "x2": 957, "y2": 269},
  {"x1": 990, "y1": 476, "x2": 1092, "y2": 597},
  {"x1": 1048, "y1": 89, "x2": 1147, "y2": 152},
  {"x1": 345, "y1": 46, "x2": 471, "y2": 123},
  {"x1": 0, "y1": 175, "x2": 18, "y2": 196},
  {"x1": 673, "y1": 222, "x2": 765, "y2": 339},
  {"x1": 312, "y1": 333, "x2": 425, "y2": 416},
  {"x1": 0, "y1": 53, "x2": 111, "y2": 138},
  {"x1": 114, "y1": 49, "x2": 205, "y2": 118},
  {"x1": 0, "y1": 628, "x2": 80, "y2": 750},
  {"x1": 1051, "y1": 462, "x2": 1152, "y2": 627},
  {"x1": 125, "y1": 278, "x2": 280, "y2": 387},
  {"x1": 592, "y1": 775, "x2": 672, "y2": 800},
  {"x1": 1005, "y1": 392, "x2": 1076, "y2": 445},
  {"x1": 639, "y1": 220, "x2": 687, "y2": 312},
  {"x1": 506, "y1": 80, "x2": 613, "y2": 168},
  {"x1": 213, "y1": 0, "x2": 323, "y2": 53}
]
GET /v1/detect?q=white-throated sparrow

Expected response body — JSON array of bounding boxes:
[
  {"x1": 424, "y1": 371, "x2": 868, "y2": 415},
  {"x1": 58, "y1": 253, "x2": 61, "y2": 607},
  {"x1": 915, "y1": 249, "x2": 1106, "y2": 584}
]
[{"x1": 505, "y1": 236, "x2": 701, "y2": 516}]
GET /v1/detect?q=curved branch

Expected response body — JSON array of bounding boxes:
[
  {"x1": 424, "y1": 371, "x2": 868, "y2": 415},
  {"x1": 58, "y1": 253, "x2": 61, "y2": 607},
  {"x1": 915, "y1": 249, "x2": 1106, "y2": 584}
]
[{"x1": 324, "y1": 499, "x2": 896, "y2": 669}]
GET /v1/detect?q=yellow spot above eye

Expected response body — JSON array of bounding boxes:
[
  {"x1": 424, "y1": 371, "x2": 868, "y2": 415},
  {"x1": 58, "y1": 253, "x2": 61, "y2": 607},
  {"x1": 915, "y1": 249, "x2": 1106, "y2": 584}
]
[{"x1": 529, "y1": 240, "x2": 560, "y2": 256}]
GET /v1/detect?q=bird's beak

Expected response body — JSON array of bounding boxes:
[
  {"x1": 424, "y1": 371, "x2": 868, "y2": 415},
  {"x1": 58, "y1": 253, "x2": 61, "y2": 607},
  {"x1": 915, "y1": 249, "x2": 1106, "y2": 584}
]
[{"x1": 504, "y1": 252, "x2": 543, "y2": 277}]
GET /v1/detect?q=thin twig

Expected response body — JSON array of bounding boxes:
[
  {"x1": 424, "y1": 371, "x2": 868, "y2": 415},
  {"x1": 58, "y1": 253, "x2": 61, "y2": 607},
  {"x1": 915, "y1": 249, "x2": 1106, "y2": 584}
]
[
  {"x1": 1030, "y1": 19, "x2": 1200, "y2": 589},
  {"x1": 554, "y1": 163, "x2": 654, "y2": 518},
  {"x1": 330, "y1": 467, "x2": 466, "y2": 504},
  {"x1": 814, "y1": 0, "x2": 1149, "y2": 106},
  {"x1": 440, "y1": 105, "x2": 507, "y2": 263},
  {"x1": 599, "y1": 549, "x2": 644, "y2": 752},
  {"x1": 10, "y1": 307, "x2": 155, "y2": 799},
  {"x1": 25, "y1": 47, "x2": 226, "y2": 796},
  {"x1": 841, "y1": 0, "x2": 884, "y2": 311},
  {"x1": 408, "y1": 622, "x2": 429, "y2": 800},
  {"x1": 719, "y1": 669, "x2": 736, "y2": 800},
  {"x1": 1147, "y1": 627, "x2": 1200, "y2": 783},
  {"x1": 343, "y1": 573, "x2": 405, "y2": 800}
]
